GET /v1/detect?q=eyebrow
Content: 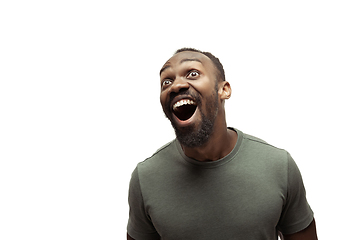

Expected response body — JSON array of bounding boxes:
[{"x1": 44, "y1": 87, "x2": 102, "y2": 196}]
[
  {"x1": 159, "y1": 65, "x2": 170, "y2": 76},
  {"x1": 159, "y1": 58, "x2": 203, "y2": 76},
  {"x1": 180, "y1": 58, "x2": 202, "y2": 64}
]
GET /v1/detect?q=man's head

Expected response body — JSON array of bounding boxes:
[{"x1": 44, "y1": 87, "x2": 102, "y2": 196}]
[
  {"x1": 159, "y1": 48, "x2": 231, "y2": 148},
  {"x1": 173, "y1": 48, "x2": 226, "y2": 83}
]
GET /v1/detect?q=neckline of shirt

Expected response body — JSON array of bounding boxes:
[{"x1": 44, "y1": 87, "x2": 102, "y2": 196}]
[{"x1": 175, "y1": 127, "x2": 243, "y2": 168}]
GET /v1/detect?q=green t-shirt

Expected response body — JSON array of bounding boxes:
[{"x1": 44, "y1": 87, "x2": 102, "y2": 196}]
[{"x1": 127, "y1": 128, "x2": 313, "y2": 240}]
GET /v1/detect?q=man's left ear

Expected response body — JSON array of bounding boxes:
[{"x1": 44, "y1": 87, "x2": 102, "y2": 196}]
[{"x1": 218, "y1": 81, "x2": 232, "y2": 100}]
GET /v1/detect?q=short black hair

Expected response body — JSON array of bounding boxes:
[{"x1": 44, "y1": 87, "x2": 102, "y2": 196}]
[{"x1": 174, "y1": 48, "x2": 226, "y2": 82}]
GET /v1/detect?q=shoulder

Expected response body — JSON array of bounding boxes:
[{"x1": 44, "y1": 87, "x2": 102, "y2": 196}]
[
  {"x1": 136, "y1": 139, "x2": 179, "y2": 173},
  {"x1": 239, "y1": 132, "x2": 292, "y2": 173},
  {"x1": 242, "y1": 132, "x2": 287, "y2": 156},
  {"x1": 243, "y1": 133, "x2": 280, "y2": 149},
  {"x1": 243, "y1": 133, "x2": 268, "y2": 144},
  {"x1": 142, "y1": 139, "x2": 177, "y2": 162}
]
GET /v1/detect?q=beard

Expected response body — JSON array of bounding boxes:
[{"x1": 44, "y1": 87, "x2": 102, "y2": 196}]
[
  {"x1": 173, "y1": 110, "x2": 215, "y2": 148},
  {"x1": 162, "y1": 86, "x2": 219, "y2": 148}
]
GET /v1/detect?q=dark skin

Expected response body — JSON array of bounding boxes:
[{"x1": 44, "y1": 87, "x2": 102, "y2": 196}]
[
  {"x1": 159, "y1": 51, "x2": 236, "y2": 161},
  {"x1": 127, "y1": 51, "x2": 318, "y2": 239}
]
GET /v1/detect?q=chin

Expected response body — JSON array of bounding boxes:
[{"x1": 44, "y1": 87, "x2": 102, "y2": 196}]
[{"x1": 172, "y1": 114, "x2": 214, "y2": 148}]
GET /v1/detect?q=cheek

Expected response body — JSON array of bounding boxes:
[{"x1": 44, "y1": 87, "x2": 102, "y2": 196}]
[
  {"x1": 194, "y1": 81, "x2": 218, "y2": 102},
  {"x1": 192, "y1": 77, "x2": 215, "y2": 93},
  {"x1": 202, "y1": 88, "x2": 220, "y2": 111},
  {"x1": 160, "y1": 91, "x2": 169, "y2": 109}
]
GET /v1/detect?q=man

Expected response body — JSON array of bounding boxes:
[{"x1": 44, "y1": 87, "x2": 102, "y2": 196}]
[{"x1": 127, "y1": 48, "x2": 317, "y2": 240}]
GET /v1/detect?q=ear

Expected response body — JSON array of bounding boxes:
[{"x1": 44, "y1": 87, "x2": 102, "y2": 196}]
[{"x1": 218, "y1": 81, "x2": 232, "y2": 100}]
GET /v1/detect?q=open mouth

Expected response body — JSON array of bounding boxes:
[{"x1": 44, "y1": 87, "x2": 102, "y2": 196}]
[{"x1": 172, "y1": 99, "x2": 197, "y2": 121}]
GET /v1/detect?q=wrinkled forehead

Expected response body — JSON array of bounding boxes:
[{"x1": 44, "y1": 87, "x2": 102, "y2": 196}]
[{"x1": 161, "y1": 51, "x2": 214, "y2": 72}]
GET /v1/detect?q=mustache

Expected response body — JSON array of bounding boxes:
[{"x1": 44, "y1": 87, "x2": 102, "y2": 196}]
[
  {"x1": 169, "y1": 89, "x2": 200, "y2": 107},
  {"x1": 163, "y1": 89, "x2": 201, "y2": 119}
]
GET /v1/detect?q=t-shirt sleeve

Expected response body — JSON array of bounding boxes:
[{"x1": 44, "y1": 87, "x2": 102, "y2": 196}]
[
  {"x1": 127, "y1": 166, "x2": 161, "y2": 240},
  {"x1": 277, "y1": 153, "x2": 314, "y2": 235}
]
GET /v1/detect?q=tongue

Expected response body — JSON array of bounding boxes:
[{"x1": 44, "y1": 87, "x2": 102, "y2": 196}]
[{"x1": 173, "y1": 105, "x2": 197, "y2": 121}]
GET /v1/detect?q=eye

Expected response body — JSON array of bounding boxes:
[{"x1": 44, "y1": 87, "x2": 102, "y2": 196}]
[
  {"x1": 186, "y1": 70, "x2": 200, "y2": 79},
  {"x1": 161, "y1": 79, "x2": 172, "y2": 88}
]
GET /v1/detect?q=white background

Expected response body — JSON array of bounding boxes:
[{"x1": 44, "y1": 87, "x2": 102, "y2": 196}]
[{"x1": 1, "y1": 0, "x2": 359, "y2": 239}]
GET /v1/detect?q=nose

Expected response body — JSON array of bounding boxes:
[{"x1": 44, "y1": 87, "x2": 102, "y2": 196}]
[{"x1": 170, "y1": 77, "x2": 190, "y2": 94}]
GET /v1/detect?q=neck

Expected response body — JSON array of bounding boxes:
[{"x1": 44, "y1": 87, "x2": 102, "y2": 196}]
[{"x1": 181, "y1": 123, "x2": 237, "y2": 162}]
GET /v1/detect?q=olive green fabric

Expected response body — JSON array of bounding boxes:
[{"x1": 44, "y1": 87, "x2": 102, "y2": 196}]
[{"x1": 127, "y1": 128, "x2": 313, "y2": 239}]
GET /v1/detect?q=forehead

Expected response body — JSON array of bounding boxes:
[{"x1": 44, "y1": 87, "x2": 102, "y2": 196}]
[{"x1": 160, "y1": 51, "x2": 214, "y2": 74}]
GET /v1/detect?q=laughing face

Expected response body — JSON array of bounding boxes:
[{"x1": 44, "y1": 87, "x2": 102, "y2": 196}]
[{"x1": 160, "y1": 51, "x2": 220, "y2": 148}]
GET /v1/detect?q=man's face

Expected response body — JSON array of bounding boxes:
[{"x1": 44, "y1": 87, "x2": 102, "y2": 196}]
[{"x1": 159, "y1": 51, "x2": 219, "y2": 148}]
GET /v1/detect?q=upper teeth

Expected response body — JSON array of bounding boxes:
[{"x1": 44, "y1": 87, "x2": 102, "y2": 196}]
[{"x1": 173, "y1": 99, "x2": 195, "y2": 110}]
